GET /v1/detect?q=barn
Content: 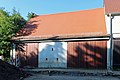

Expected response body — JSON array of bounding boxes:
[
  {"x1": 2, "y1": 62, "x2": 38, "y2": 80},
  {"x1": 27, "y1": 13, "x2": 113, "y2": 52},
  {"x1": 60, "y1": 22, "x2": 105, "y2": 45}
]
[{"x1": 11, "y1": 8, "x2": 110, "y2": 69}]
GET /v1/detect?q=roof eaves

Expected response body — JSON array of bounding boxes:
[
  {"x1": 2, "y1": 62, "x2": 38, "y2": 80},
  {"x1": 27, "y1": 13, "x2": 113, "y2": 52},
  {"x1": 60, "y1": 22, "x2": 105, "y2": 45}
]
[
  {"x1": 106, "y1": 12, "x2": 120, "y2": 16},
  {"x1": 12, "y1": 34, "x2": 110, "y2": 43}
]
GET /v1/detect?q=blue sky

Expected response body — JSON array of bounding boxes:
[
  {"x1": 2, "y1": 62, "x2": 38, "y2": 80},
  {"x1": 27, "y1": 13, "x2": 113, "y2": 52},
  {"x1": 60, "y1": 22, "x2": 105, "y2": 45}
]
[{"x1": 0, "y1": 0, "x2": 103, "y2": 19}]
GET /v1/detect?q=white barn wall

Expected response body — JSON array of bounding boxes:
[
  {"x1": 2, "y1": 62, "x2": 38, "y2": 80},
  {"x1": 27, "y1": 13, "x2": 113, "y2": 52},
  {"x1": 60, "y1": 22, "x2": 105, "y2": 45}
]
[
  {"x1": 105, "y1": 15, "x2": 110, "y2": 34},
  {"x1": 105, "y1": 15, "x2": 120, "y2": 38},
  {"x1": 38, "y1": 42, "x2": 67, "y2": 68}
]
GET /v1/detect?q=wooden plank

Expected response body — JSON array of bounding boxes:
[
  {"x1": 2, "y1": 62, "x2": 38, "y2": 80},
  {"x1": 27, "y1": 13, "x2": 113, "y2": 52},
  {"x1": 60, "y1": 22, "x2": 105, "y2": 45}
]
[{"x1": 67, "y1": 40, "x2": 107, "y2": 69}]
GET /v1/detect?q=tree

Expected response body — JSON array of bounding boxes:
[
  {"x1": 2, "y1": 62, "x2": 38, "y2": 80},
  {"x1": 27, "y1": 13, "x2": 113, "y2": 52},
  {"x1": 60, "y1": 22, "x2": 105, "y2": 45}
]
[
  {"x1": 27, "y1": 12, "x2": 37, "y2": 20},
  {"x1": 0, "y1": 8, "x2": 26, "y2": 59}
]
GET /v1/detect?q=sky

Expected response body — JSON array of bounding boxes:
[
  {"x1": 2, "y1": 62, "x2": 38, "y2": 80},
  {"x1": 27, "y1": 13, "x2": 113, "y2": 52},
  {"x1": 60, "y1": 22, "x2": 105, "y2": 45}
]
[{"x1": 0, "y1": 0, "x2": 103, "y2": 19}]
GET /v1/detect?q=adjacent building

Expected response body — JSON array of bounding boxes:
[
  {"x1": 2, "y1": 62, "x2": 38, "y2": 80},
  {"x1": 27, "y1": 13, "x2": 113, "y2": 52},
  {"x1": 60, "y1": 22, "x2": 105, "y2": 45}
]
[{"x1": 105, "y1": 0, "x2": 120, "y2": 69}]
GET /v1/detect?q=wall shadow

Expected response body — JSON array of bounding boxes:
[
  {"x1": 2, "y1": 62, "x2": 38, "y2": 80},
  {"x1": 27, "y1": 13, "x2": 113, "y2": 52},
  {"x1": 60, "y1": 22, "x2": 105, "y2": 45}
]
[
  {"x1": 16, "y1": 42, "x2": 67, "y2": 68},
  {"x1": 39, "y1": 42, "x2": 66, "y2": 68},
  {"x1": 15, "y1": 43, "x2": 26, "y2": 67},
  {"x1": 15, "y1": 41, "x2": 108, "y2": 69},
  {"x1": 15, "y1": 43, "x2": 38, "y2": 68},
  {"x1": 25, "y1": 51, "x2": 38, "y2": 68},
  {"x1": 113, "y1": 41, "x2": 120, "y2": 69},
  {"x1": 67, "y1": 41, "x2": 107, "y2": 69}
]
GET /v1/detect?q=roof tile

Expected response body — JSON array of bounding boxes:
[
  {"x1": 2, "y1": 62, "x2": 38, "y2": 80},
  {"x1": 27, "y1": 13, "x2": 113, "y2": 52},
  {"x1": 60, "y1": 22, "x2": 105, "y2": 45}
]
[
  {"x1": 16, "y1": 8, "x2": 107, "y2": 40},
  {"x1": 104, "y1": 0, "x2": 120, "y2": 14}
]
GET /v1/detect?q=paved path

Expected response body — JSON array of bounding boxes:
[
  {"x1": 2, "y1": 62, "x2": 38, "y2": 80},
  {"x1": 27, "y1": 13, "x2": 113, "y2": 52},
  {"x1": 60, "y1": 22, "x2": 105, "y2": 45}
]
[
  {"x1": 23, "y1": 69, "x2": 120, "y2": 75},
  {"x1": 23, "y1": 69, "x2": 120, "y2": 80},
  {"x1": 24, "y1": 73, "x2": 120, "y2": 80}
]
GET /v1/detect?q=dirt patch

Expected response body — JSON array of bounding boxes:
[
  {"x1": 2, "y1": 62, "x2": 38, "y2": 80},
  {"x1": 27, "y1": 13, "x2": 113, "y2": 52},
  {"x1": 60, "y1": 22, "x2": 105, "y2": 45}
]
[{"x1": 0, "y1": 60, "x2": 29, "y2": 80}]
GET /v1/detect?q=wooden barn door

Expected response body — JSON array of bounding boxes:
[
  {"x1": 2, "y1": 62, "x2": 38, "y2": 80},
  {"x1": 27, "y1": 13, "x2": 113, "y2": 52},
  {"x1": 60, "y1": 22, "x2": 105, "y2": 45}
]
[
  {"x1": 67, "y1": 40, "x2": 107, "y2": 69},
  {"x1": 18, "y1": 43, "x2": 38, "y2": 68},
  {"x1": 113, "y1": 39, "x2": 120, "y2": 69},
  {"x1": 25, "y1": 43, "x2": 38, "y2": 67}
]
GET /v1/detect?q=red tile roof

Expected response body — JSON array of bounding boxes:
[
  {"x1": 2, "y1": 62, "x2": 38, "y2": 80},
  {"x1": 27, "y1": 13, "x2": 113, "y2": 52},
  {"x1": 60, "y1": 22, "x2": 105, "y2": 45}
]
[
  {"x1": 15, "y1": 8, "x2": 107, "y2": 40},
  {"x1": 104, "y1": 0, "x2": 120, "y2": 14}
]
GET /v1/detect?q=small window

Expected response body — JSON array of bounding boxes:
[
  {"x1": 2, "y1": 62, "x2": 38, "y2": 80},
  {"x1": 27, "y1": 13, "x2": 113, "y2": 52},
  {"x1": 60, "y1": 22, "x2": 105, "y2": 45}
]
[
  {"x1": 46, "y1": 58, "x2": 48, "y2": 61},
  {"x1": 52, "y1": 48, "x2": 54, "y2": 51},
  {"x1": 56, "y1": 58, "x2": 58, "y2": 61}
]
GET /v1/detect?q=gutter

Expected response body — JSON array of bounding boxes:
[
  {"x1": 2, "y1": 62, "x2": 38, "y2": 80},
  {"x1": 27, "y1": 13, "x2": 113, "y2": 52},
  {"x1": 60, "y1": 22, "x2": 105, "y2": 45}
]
[
  {"x1": 106, "y1": 12, "x2": 120, "y2": 16},
  {"x1": 109, "y1": 13, "x2": 113, "y2": 70},
  {"x1": 108, "y1": 13, "x2": 114, "y2": 70},
  {"x1": 12, "y1": 35, "x2": 109, "y2": 43},
  {"x1": 13, "y1": 37, "x2": 109, "y2": 43}
]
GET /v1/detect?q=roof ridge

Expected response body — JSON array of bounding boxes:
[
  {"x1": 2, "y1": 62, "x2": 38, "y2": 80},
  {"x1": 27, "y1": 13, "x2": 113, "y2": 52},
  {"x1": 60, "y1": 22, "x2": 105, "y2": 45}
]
[{"x1": 33, "y1": 8, "x2": 104, "y2": 18}]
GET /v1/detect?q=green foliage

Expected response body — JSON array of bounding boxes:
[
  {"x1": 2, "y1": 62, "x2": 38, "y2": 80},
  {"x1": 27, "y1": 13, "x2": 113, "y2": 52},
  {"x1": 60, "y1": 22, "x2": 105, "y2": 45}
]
[
  {"x1": 27, "y1": 12, "x2": 37, "y2": 20},
  {"x1": 0, "y1": 8, "x2": 26, "y2": 57}
]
